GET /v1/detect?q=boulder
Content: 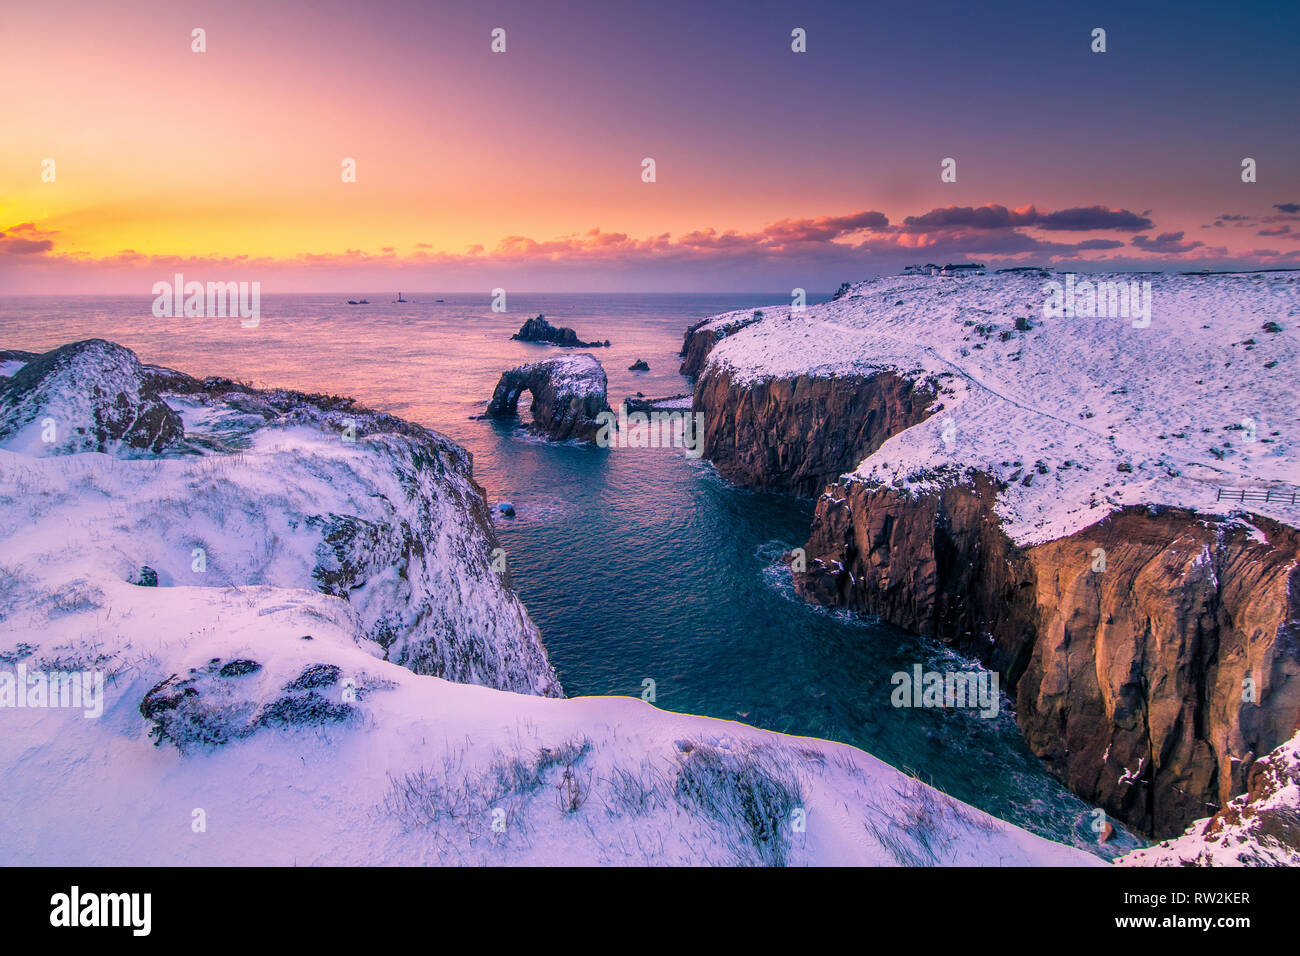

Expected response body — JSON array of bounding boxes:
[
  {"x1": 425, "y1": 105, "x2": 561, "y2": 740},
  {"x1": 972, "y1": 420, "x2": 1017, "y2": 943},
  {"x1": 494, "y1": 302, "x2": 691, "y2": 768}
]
[{"x1": 0, "y1": 339, "x2": 183, "y2": 455}]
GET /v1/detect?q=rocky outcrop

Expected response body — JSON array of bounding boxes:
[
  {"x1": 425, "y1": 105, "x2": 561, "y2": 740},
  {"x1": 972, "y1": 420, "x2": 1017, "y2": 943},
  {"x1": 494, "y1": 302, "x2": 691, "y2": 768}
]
[
  {"x1": 624, "y1": 393, "x2": 692, "y2": 415},
  {"x1": 0, "y1": 339, "x2": 184, "y2": 455},
  {"x1": 2, "y1": 339, "x2": 563, "y2": 699},
  {"x1": 679, "y1": 311, "x2": 765, "y2": 378},
  {"x1": 486, "y1": 353, "x2": 611, "y2": 443},
  {"x1": 794, "y1": 475, "x2": 1300, "y2": 838},
  {"x1": 140, "y1": 658, "x2": 359, "y2": 753},
  {"x1": 511, "y1": 314, "x2": 608, "y2": 348},
  {"x1": 1119, "y1": 732, "x2": 1300, "y2": 865},
  {"x1": 687, "y1": 272, "x2": 1300, "y2": 842},
  {"x1": 0, "y1": 348, "x2": 36, "y2": 368},
  {"x1": 695, "y1": 366, "x2": 936, "y2": 497}
]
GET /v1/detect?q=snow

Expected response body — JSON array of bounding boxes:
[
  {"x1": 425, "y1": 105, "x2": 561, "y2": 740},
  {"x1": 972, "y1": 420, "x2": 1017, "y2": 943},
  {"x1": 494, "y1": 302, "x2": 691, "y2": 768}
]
[
  {"x1": 515, "y1": 352, "x2": 607, "y2": 401},
  {"x1": 0, "y1": 340, "x2": 1104, "y2": 866},
  {"x1": 649, "y1": 394, "x2": 694, "y2": 410},
  {"x1": 700, "y1": 271, "x2": 1300, "y2": 544}
]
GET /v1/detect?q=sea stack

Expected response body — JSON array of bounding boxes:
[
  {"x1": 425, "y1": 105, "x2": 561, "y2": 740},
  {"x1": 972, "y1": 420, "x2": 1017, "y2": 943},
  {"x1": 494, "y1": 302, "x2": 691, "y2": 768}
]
[
  {"x1": 486, "y1": 353, "x2": 611, "y2": 443},
  {"x1": 511, "y1": 314, "x2": 609, "y2": 348}
]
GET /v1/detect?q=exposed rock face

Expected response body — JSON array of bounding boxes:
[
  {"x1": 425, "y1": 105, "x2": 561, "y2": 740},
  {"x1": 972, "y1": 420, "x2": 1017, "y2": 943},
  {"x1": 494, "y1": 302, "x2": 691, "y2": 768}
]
[
  {"x1": 140, "y1": 658, "x2": 358, "y2": 753},
  {"x1": 689, "y1": 325, "x2": 1300, "y2": 839},
  {"x1": 511, "y1": 314, "x2": 608, "y2": 348},
  {"x1": 1119, "y1": 732, "x2": 1300, "y2": 866},
  {"x1": 679, "y1": 311, "x2": 765, "y2": 378},
  {"x1": 486, "y1": 353, "x2": 611, "y2": 443},
  {"x1": 795, "y1": 476, "x2": 1300, "y2": 838},
  {"x1": 0, "y1": 348, "x2": 36, "y2": 368},
  {"x1": 695, "y1": 366, "x2": 936, "y2": 497},
  {"x1": 692, "y1": 357, "x2": 1300, "y2": 839},
  {"x1": 0, "y1": 339, "x2": 184, "y2": 455}
]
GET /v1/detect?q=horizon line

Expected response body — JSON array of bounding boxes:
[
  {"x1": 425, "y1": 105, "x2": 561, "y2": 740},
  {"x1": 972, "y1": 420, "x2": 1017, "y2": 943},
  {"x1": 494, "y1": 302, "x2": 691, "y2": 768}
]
[{"x1": 6, "y1": 266, "x2": 1300, "y2": 300}]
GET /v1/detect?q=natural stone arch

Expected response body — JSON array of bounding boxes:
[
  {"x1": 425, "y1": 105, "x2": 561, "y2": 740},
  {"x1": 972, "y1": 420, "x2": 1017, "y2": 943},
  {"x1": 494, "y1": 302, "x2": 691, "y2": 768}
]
[{"x1": 486, "y1": 354, "x2": 611, "y2": 443}]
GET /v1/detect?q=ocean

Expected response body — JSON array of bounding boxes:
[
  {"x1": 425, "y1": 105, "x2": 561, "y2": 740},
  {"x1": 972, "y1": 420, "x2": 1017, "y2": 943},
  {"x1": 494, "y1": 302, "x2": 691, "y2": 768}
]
[{"x1": 0, "y1": 291, "x2": 1142, "y2": 857}]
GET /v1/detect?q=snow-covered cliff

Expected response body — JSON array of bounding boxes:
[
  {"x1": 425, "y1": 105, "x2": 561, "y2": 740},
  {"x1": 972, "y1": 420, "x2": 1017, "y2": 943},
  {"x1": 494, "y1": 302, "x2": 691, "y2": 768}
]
[
  {"x1": 693, "y1": 271, "x2": 1299, "y2": 542},
  {"x1": 0, "y1": 339, "x2": 1099, "y2": 865},
  {"x1": 687, "y1": 271, "x2": 1300, "y2": 842}
]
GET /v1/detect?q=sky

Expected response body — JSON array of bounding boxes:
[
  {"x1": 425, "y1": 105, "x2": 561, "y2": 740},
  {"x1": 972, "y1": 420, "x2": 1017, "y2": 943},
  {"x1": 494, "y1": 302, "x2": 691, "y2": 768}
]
[{"x1": 2, "y1": 0, "x2": 1298, "y2": 293}]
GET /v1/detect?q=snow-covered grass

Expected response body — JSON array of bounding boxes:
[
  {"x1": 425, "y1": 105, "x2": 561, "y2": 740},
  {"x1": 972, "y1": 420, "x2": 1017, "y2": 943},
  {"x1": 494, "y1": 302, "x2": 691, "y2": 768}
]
[
  {"x1": 0, "y1": 550, "x2": 1102, "y2": 864},
  {"x1": 700, "y1": 271, "x2": 1299, "y2": 544}
]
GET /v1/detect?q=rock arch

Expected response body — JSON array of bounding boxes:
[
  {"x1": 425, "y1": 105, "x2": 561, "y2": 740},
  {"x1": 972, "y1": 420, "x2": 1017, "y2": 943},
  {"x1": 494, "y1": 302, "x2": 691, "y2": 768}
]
[{"x1": 486, "y1": 354, "x2": 611, "y2": 443}]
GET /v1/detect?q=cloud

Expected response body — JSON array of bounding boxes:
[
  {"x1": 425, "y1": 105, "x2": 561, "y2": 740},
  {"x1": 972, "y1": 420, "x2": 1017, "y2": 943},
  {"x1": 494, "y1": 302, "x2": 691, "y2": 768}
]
[
  {"x1": 1033, "y1": 206, "x2": 1154, "y2": 232},
  {"x1": 759, "y1": 211, "x2": 890, "y2": 243},
  {"x1": 8, "y1": 199, "x2": 1298, "y2": 294},
  {"x1": 900, "y1": 204, "x2": 1036, "y2": 231},
  {"x1": 0, "y1": 222, "x2": 57, "y2": 255},
  {"x1": 1205, "y1": 205, "x2": 1300, "y2": 229},
  {"x1": 899, "y1": 204, "x2": 1152, "y2": 233},
  {"x1": 1131, "y1": 231, "x2": 1203, "y2": 253}
]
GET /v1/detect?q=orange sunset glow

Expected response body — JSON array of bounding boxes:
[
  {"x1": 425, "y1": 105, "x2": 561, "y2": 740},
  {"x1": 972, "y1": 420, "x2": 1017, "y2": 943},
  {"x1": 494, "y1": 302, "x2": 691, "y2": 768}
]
[{"x1": 3, "y1": 0, "x2": 1298, "y2": 291}]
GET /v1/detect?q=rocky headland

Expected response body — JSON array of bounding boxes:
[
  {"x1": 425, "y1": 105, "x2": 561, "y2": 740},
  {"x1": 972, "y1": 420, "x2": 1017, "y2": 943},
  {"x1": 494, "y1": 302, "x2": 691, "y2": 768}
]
[{"x1": 683, "y1": 271, "x2": 1300, "y2": 842}]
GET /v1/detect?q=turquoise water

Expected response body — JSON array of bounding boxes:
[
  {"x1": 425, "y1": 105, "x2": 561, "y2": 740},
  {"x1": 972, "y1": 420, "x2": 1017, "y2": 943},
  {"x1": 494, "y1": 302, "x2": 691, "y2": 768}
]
[{"x1": 0, "y1": 292, "x2": 1141, "y2": 857}]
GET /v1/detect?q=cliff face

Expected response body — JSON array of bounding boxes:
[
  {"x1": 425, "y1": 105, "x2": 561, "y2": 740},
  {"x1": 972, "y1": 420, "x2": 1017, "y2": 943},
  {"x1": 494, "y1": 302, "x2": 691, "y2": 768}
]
[
  {"x1": 695, "y1": 366, "x2": 935, "y2": 497},
  {"x1": 694, "y1": 357, "x2": 1300, "y2": 839},
  {"x1": 1119, "y1": 731, "x2": 1300, "y2": 866},
  {"x1": 796, "y1": 476, "x2": 1300, "y2": 838},
  {"x1": 679, "y1": 312, "x2": 765, "y2": 378}
]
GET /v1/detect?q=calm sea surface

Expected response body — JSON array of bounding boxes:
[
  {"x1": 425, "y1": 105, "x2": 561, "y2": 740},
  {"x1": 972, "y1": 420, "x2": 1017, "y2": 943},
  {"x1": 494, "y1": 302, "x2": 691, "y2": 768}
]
[{"x1": 0, "y1": 292, "x2": 1141, "y2": 856}]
